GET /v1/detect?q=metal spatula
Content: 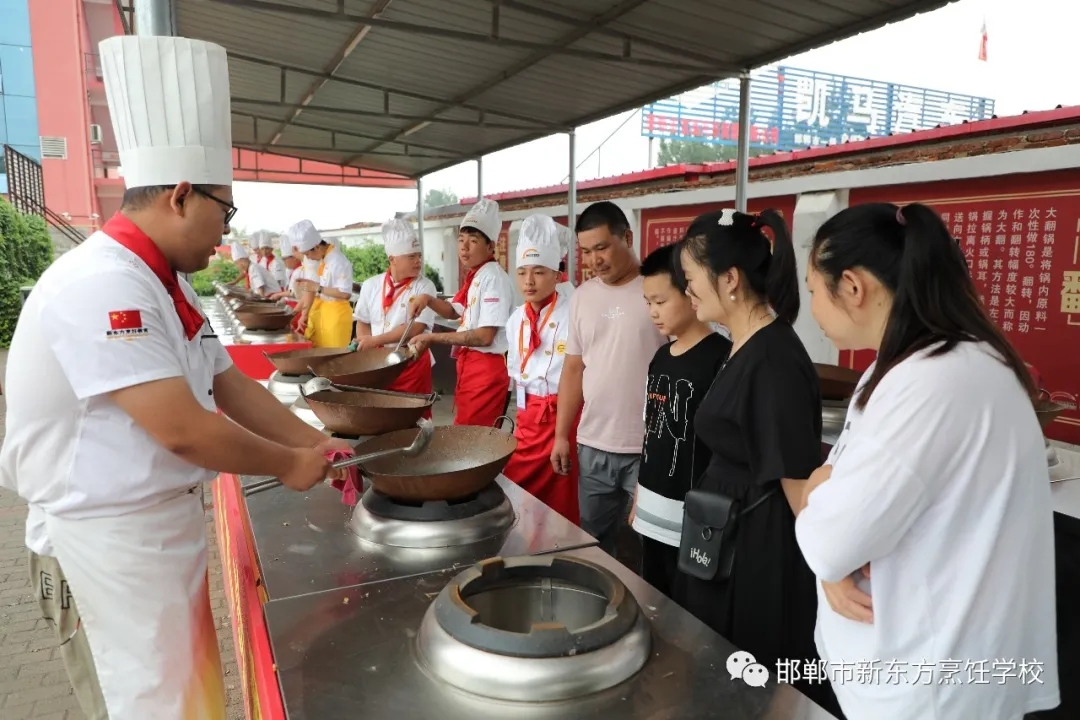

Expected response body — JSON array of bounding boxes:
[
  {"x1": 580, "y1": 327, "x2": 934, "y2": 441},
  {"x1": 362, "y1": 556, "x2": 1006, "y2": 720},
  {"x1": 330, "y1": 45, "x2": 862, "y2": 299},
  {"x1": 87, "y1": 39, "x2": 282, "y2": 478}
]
[
  {"x1": 386, "y1": 316, "x2": 418, "y2": 364},
  {"x1": 243, "y1": 419, "x2": 434, "y2": 497}
]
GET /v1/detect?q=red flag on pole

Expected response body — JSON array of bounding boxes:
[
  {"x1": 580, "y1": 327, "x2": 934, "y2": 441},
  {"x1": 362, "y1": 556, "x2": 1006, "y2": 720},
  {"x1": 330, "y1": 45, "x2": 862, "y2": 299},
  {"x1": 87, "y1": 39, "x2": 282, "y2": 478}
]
[{"x1": 978, "y1": 20, "x2": 988, "y2": 61}]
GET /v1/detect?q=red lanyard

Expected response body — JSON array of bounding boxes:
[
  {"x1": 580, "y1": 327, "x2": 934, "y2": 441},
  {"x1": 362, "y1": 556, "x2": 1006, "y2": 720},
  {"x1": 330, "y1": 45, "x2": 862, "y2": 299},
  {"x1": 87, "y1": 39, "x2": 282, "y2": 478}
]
[{"x1": 517, "y1": 301, "x2": 558, "y2": 374}]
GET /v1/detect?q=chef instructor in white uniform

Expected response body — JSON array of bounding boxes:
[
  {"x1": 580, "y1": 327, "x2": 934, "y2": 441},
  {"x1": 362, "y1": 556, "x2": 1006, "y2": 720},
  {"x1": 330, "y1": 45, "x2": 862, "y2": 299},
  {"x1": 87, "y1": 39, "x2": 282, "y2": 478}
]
[{"x1": 0, "y1": 36, "x2": 350, "y2": 720}]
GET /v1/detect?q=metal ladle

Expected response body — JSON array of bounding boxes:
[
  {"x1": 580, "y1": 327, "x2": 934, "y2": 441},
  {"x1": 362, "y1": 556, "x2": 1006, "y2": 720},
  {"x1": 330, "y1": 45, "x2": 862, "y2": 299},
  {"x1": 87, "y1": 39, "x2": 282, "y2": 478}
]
[
  {"x1": 243, "y1": 418, "x2": 435, "y2": 497},
  {"x1": 386, "y1": 316, "x2": 418, "y2": 364}
]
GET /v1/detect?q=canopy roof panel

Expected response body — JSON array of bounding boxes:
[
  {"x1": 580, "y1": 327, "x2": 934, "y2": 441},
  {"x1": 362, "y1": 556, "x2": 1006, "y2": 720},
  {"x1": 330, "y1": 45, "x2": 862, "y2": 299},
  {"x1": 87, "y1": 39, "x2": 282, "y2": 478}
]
[{"x1": 179, "y1": 0, "x2": 955, "y2": 179}]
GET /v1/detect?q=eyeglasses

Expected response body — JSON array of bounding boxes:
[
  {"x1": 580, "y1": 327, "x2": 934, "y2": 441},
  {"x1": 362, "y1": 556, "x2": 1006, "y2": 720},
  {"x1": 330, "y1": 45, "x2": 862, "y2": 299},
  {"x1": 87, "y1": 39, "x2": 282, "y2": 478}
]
[{"x1": 192, "y1": 187, "x2": 238, "y2": 225}]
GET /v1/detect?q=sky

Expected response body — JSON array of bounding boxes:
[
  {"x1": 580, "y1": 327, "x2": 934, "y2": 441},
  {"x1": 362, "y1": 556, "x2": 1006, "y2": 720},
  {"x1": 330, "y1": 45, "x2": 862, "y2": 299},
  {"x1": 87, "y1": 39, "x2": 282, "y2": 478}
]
[{"x1": 231, "y1": 0, "x2": 1080, "y2": 234}]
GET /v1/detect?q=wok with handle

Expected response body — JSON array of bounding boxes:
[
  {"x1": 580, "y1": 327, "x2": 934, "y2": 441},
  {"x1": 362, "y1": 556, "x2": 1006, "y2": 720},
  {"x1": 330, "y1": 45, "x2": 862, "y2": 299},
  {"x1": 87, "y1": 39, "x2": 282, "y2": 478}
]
[
  {"x1": 814, "y1": 363, "x2": 862, "y2": 401},
  {"x1": 307, "y1": 347, "x2": 413, "y2": 389},
  {"x1": 299, "y1": 386, "x2": 437, "y2": 436},
  {"x1": 355, "y1": 423, "x2": 518, "y2": 503},
  {"x1": 235, "y1": 309, "x2": 294, "y2": 332},
  {"x1": 243, "y1": 419, "x2": 434, "y2": 497},
  {"x1": 264, "y1": 347, "x2": 352, "y2": 376}
]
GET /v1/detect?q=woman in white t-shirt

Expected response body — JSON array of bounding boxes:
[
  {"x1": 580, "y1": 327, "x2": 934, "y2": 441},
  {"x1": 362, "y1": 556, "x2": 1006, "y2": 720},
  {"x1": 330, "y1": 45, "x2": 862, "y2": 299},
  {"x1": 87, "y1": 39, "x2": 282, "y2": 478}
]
[{"x1": 796, "y1": 202, "x2": 1059, "y2": 720}]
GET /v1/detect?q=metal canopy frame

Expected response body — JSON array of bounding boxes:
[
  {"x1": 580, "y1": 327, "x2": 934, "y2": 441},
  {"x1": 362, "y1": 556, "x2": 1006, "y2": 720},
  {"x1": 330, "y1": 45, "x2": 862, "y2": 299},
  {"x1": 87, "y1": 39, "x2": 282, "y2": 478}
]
[{"x1": 168, "y1": 0, "x2": 953, "y2": 181}]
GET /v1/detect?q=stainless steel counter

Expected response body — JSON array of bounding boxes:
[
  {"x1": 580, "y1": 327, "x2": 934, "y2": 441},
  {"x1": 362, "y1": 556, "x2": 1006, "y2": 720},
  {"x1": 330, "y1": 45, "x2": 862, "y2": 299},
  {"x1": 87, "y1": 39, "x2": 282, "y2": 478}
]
[
  {"x1": 263, "y1": 545, "x2": 837, "y2": 720},
  {"x1": 242, "y1": 476, "x2": 598, "y2": 601}
]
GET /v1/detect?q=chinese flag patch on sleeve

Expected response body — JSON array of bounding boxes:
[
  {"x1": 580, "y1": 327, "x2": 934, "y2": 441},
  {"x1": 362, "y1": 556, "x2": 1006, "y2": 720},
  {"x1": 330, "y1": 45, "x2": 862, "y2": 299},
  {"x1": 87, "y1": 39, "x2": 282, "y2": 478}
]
[{"x1": 109, "y1": 310, "x2": 143, "y2": 330}]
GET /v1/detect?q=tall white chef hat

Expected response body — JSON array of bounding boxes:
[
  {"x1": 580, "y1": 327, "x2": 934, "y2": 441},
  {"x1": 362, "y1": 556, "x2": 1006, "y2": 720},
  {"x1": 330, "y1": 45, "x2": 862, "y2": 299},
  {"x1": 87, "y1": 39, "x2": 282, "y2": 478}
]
[
  {"x1": 250, "y1": 229, "x2": 273, "y2": 249},
  {"x1": 278, "y1": 234, "x2": 293, "y2": 257},
  {"x1": 230, "y1": 242, "x2": 249, "y2": 262},
  {"x1": 285, "y1": 220, "x2": 323, "y2": 253},
  {"x1": 460, "y1": 198, "x2": 501, "y2": 244},
  {"x1": 517, "y1": 215, "x2": 562, "y2": 271},
  {"x1": 99, "y1": 36, "x2": 232, "y2": 189},
  {"x1": 382, "y1": 218, "x2": 421, "y2": 257}
]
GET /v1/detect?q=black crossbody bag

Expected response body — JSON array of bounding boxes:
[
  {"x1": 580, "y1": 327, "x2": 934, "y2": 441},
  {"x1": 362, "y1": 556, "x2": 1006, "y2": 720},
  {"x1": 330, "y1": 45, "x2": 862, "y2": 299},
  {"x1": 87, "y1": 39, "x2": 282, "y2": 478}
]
[
  {"x1": 678, "y1": 485, "x2": 778, "y2": 582},
  {"x1": 677, "y1": 356, "x2": 778, "y2": 582}
]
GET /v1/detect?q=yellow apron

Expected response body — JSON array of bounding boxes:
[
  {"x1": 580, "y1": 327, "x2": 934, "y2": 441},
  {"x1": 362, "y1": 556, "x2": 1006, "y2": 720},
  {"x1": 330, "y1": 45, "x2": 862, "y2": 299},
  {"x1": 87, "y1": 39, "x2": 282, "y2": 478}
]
[
  {"x1": 304, "y1": 247, "x2": 355, "y2": 348},
  {"x1": 305, "y1": 297, "x2": 353, "y2": 348}
]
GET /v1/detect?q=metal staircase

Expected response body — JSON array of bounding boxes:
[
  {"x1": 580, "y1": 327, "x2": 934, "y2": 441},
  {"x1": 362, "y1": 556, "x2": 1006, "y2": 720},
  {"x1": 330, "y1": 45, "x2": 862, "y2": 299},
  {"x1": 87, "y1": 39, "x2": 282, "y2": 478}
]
[{"x1": 2, "y1": 145, "x2": 87, "y2": 248}]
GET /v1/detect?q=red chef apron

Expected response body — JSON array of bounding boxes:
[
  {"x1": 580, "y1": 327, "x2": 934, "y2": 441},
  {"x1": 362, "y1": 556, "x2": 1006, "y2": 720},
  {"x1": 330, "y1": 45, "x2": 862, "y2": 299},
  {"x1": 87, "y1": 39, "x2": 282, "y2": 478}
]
[
  {"x1": 453, "y1": 349, "x2": 509, "y2": 427},
  {"x1": 502, "y1": 393, "x2": 580, "y2": 524},
  {"x1": 387, "y1": 351, "x2": 434, "y2": 420}
]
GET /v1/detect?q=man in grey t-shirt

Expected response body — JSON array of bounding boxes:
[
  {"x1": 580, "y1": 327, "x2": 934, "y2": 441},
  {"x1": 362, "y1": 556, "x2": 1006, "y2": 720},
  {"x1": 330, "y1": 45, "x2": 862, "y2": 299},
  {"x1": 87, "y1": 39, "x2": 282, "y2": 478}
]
[{"x1": 551, "y1": 202, "x2": 666, "y2": 555}]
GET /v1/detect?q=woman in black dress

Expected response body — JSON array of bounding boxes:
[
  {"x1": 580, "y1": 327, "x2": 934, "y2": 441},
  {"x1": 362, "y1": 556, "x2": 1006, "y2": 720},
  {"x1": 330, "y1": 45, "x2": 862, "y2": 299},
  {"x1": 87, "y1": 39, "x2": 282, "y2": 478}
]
[{"x1": 676, "y1": 208, "x2": 838, "y2": 713}]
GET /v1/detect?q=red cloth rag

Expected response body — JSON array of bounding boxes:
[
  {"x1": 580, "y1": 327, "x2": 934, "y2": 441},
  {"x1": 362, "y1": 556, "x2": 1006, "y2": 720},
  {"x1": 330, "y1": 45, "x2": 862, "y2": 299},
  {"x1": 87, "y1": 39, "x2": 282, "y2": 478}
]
[{"x1": 326, "y1": 449, "x2": 362, "y2": 505}]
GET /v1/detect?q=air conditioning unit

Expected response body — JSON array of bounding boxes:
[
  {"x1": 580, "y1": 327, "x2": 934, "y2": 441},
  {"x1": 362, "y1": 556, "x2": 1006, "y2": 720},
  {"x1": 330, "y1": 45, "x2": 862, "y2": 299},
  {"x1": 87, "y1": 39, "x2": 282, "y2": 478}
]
[{"x1": 90, "y1": 124, "x2": 103, "y2": 143}]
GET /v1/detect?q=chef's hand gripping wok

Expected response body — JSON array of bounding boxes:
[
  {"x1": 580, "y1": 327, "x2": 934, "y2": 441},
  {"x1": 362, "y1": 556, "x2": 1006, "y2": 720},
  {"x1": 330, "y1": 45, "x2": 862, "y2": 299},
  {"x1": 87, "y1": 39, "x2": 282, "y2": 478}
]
[{"x1": 242, "y1": 419, "x2": 434, "y2": 497}]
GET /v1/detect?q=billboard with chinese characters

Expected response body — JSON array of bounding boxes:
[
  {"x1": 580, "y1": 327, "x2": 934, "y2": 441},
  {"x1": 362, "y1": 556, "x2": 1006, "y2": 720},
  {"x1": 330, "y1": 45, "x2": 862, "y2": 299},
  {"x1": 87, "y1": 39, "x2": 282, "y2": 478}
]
[
  {"x1": 851, "y1": 171, "x2": 1080, "y2": 444},
  {"x1": 641, "y1": 66, "x2": 995, "y2": 152}
]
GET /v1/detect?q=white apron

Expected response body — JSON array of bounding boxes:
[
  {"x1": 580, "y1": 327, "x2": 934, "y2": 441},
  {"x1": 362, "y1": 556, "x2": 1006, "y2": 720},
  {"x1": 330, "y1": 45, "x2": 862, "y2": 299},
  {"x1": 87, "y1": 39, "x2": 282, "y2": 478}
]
[{"x1": 45, "y1": 489, "x2": 226, "y2": 720}]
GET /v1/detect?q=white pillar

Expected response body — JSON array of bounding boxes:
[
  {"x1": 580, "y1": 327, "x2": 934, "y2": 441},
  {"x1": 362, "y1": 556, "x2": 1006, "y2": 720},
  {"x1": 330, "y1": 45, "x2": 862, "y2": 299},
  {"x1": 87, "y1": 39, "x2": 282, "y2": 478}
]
[
  {"x1": 567, "y1": 129, "x2": 577, "y2": 283},
  {"x1": 476, "y1": 157, "x2": 483, "y2": 200},
  {"x1": 790, "y1": 190, "x2": 848, "y2": 364},
  {"x1": 416, "y1": 176, "x2": 424, "y2": 261},
  {"x1": 735, "y1": 73, "x2": 751, "y2": 212}
]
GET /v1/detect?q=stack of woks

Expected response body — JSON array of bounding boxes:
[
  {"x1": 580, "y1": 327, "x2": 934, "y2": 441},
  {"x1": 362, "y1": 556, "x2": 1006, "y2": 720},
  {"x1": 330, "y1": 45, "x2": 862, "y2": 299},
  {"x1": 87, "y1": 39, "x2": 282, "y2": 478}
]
[
  {"x1": 815, "y1": 363, "x2": 861, "y2": 439},
  {"x1": 302, "y1": 348, "x2": 519, "y2": 502}
]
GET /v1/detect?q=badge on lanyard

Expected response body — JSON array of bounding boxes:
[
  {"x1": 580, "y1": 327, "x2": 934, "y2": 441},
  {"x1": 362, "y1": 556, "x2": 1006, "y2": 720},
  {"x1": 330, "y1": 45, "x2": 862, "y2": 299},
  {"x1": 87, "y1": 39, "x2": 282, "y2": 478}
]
[{"x1": 516, "y1": 382, "x2": 527, "y2": 410}]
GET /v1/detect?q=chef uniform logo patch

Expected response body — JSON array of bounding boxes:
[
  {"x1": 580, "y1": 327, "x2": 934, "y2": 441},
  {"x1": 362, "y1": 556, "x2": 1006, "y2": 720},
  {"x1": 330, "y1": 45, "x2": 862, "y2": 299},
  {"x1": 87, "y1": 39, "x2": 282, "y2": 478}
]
[{"x1": 107, "y1": 309, "x2": 149, "y2": 339}]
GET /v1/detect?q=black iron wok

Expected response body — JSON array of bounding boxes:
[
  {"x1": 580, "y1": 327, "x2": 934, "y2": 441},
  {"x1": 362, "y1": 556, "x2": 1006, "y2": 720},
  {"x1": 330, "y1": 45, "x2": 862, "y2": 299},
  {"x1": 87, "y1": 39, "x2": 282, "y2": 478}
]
[
  {"x1": 352, "y1": 425, "x2": 517, "y2": 502},
  {"x1": 308, "y1": 347, "x2": 413, "y2": 389},
  {"x1": 301, "y1": 387, "x2": 436, "y2": 436}
]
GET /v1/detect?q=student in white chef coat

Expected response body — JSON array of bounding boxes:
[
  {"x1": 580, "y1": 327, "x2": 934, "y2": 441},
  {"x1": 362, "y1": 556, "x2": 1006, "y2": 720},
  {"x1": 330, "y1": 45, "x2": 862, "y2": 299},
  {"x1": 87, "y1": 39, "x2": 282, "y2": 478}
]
[
  {"x1": 796, "y1": 203, "x2": 1060, "y2": 720},
  {"x1": 0, "y1": 36, "x2": 352, "y2": 720},
  {"x1": 503, "y1": 215, "x2": 580, "y2": 523},
  {"x1": 254, "y1": 229, "x2": 288, "y2": 289},
  {"x1": 231, "y1": 241, "x2": 282, "y2": 297},
  {"x1": 352, "y1": 218, "x2": 437, "y2": 398},
  {"x1": 408, "y1": 198, "x2": 515, "y2": 427},
  {"x1": 289, "y1": 220, "x2": 355, "y2": 348},
  {"x1": 268, "y1": 234, "x2": 305, "y2": 304}
]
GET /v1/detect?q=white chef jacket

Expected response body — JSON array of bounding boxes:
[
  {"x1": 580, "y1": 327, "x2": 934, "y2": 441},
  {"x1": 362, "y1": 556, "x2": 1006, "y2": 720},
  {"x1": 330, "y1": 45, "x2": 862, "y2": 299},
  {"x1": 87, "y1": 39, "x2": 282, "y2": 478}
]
[
  {"x1": 268, "y1": 256, "x2": 287, "y2": 288},
  {"x1": 355, "y1": 272, "x2": 437, "y2": 332},
  {"x1": 556, "y1": 281, "x2": 575, "y2": 298},
  {"x1": 287, "y1": 265, "x2": 305, "y2": 297},
  {"x1": 0, "y1": 232, "x2": 233, "y2": 556},
  {"x1": 316, "y1": 246, "x2": 354, "y2": 297},
  {"x1": 451, "y1": 261, "x2": 514, "y2": 355},
  {"x1": 796, "y1": 342, "x2": 1059, "y2": 720},
  {"x1": 505, "y1": 293, "x2": 571, "y2": 398},
  {"x1": 247, "y1": 260, "x2": 282, "y2": 294}
]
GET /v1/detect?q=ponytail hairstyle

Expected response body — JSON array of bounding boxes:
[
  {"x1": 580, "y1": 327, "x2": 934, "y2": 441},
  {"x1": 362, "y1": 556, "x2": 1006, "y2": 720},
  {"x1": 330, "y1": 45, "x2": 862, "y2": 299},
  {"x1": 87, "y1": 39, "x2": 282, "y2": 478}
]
[
  {"x1": 678, "y1": 207, "x2": 800, "y2": 324},
  {"x1": 811, "y1": 202, "x2": 1036, "y2": 411}
]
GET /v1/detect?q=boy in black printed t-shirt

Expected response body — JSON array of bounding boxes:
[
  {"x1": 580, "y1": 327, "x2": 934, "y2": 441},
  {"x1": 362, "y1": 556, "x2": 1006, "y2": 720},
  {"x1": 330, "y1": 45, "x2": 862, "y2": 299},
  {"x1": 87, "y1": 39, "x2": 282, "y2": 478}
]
[{"x1": 631, "y1": 245, "x2": 730, "y2": 599}]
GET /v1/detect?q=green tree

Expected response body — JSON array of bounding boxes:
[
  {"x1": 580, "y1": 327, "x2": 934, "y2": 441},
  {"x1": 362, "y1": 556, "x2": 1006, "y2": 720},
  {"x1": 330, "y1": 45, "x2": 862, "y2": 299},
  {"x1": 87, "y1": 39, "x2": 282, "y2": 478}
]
[
  {"x1": 655, "y1": 139, "x2": 769, "y2": 167},
  {"x1": 0, "y1": 197, "x2": 58, "y2": 347},
  {"x1": 424, "y1": 188, "x2": 459, "y2": 210},
  {"x1": 342, "y1": 244, "x2": 444, "y2": 293},
  {"x1": 191, "y1": 256, "x2": 242, "y2": 297}
]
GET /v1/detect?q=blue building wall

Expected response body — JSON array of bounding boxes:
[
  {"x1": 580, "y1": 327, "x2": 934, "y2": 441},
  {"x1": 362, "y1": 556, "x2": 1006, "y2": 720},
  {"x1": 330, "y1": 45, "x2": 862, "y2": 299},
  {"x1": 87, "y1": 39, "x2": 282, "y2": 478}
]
[{"x1": 0, "y1": 0, "x2": 40, "y2": 194}]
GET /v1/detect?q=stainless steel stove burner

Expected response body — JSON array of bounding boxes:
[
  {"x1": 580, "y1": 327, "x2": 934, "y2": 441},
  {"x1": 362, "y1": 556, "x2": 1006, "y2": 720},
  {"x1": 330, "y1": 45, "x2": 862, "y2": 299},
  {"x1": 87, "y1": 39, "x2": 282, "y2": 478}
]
[
  {"x1": 417, "y1": 555, "x2": 651, "y2": 702},
  {"x1": 237, "y1": 328, "x2": 293, "y2": 344},
  {"x1": 349, "y1": 485, "x2": 514, "y2": 549},
  {"x1": 268, "y1": 372, "x2": 311, "y2": 404},
  {"x1": 289, "y1": 392, "x2": 324, "y2": 428}
]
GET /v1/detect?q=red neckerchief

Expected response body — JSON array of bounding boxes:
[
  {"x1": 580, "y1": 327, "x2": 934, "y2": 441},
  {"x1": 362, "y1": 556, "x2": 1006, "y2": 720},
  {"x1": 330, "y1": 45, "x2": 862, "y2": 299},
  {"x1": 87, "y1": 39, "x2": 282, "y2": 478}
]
[
  {"x1": 382, "y1": 272, "x2": 415, "y2": 310},
  {"x1": 524, "y1": 293, "x2": 556, "y2": 352},
  {"x1": 103, "y1": 213, "x2": 204, "y2": 341},
  {"x1": 452, "y1": 258, "x2": 494, "y2": 307}
]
